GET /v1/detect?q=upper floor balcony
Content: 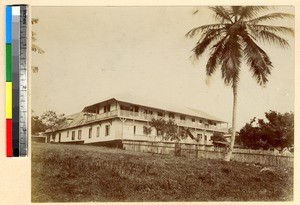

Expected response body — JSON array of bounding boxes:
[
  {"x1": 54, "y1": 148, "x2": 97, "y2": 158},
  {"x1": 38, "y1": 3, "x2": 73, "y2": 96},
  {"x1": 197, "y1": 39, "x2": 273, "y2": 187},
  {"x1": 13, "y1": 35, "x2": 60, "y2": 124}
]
[
  {"x1": 86, "y1": 109, "x2": 227, "y2": 132},
  {"x1": 85, "y1": 110, "x2": 118, "y2": 122}
]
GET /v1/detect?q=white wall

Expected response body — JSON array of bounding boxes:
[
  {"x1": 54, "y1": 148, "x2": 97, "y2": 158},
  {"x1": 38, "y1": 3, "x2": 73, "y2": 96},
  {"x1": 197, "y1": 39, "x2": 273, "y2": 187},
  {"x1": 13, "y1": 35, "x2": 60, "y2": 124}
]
[
  {"x1": 53, "y1": 116, "x2": 215, "y2": 145},
  {"x1": 55, "y1": 118, "x2": 121, "y2": 144}
]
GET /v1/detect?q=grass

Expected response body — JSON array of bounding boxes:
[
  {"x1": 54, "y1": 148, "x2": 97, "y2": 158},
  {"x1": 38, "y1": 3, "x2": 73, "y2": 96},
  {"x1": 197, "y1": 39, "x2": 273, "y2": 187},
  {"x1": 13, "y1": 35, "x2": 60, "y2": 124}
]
[{"x1": 31, "y1": 143, "x2": 293, "y2": 202}]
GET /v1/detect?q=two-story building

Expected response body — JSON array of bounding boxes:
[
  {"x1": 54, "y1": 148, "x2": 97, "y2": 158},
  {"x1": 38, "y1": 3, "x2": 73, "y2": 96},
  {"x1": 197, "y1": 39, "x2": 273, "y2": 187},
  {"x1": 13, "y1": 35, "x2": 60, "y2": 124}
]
[{"x1": 46, "y1": 94, "x2": 228, "y2": 148}]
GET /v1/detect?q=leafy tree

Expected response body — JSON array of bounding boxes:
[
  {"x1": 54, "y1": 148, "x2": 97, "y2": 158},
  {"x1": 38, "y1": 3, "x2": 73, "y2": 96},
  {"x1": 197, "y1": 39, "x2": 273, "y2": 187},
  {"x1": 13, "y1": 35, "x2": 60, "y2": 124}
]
[
  {"x1": 144, "y1": 118, "x2": 188, "y2": 142},
  {"x1": 186, "y1": 6, "x2": 294, "y2": 161},
  {"x1": 40, "y1": 110, "x2": 66, "y2": 132},
  {"x1": 31, "y1": 115, "x2": 47, "y2": 134},
  {"x1": 237, "y1": 111, "x2": 294, "y2": 150},
  {"x1": 211, "y1": 132, "x2": 227, "y2": 142}
]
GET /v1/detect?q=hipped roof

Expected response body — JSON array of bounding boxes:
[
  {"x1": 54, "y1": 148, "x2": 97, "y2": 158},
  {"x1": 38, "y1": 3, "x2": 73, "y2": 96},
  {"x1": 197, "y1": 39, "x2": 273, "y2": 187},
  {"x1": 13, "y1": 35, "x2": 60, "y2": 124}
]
[{"x1": 83, "y1": 93, "x2": 226, "y2": 123}]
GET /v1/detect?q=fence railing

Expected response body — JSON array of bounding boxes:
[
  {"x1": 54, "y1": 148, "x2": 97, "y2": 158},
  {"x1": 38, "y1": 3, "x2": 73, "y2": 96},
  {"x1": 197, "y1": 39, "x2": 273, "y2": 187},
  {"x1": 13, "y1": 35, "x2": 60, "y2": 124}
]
[{"x1": 122, "y1": 140, "x2": 293, "y2": 167}]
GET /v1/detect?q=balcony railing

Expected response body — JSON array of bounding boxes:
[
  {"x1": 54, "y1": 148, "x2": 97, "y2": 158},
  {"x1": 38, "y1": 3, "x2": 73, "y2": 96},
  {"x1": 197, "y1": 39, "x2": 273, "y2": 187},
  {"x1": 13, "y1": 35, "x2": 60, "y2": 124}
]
[
  {"x1": 86, "y1": 109, "x2": 227, "y2": 132},
  {"x1": 86, "y1": 110, "x2": 118, "y2": 122},
  {"x1": 119, "y1": 110, "x2": 155, "y2": 120}
]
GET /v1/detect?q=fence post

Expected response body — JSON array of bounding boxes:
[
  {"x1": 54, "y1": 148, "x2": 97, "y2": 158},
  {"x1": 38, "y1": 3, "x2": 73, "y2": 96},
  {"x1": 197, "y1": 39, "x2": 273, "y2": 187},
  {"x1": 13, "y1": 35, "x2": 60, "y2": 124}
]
[{"x1": 175, "y1": 143, "x2": 181, "y2": 156}]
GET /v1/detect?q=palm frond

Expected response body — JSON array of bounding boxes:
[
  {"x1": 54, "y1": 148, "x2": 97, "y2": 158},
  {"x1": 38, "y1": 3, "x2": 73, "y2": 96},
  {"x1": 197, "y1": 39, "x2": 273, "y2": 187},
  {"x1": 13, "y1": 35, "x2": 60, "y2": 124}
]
[
  {"x1": 245, "y1": 24, "x2": 259, "y2": 40},
  {"x1": 31, "y1": 66, "x2": 39, "y2": 73},
  {"x1": 206, "y1": 35, "x2": 229, "y2": 76},
  {"x1": 241, "y1": 34, "x2": 273, "y2": 85},
  {"x1": 209, "y1": 6, "x2": 233, "y2": 23},
  {"x1": 197, "y1": 27, "x2": 226, "y2": 44},
  {"x1": 257, "y1": 30, "x2": 290, "y2": 48},
  {"x1": 238, "y1": 6, "x2": 270, "y2": 21},
  {"x1": 185, "y1": 23, "x2": 226, "y2": 38},
  {"x1": 247, "y1": 12, "x2": 294, "y2": 24},
  {"x1": 249, "y1": 24, "x2": 294, "y2": 36},
  {"x1": 32, "y1": 44, "x2": 45, "y2": 54},
  {"x1": 31, "y1": 18, "x2": 39, "y2": 24},
  {"x1": 192, "y1": 28, "x2": 225, "y2": 57},
  {"x1": 231, "y1": 6, "x2": 242, "y2": 15},
  {"x1": 32, "y1": 36, "x2": 37, "y2": 42},
  {"x1": 220, "y1": 36, "x2": 242, "y2": 85}
]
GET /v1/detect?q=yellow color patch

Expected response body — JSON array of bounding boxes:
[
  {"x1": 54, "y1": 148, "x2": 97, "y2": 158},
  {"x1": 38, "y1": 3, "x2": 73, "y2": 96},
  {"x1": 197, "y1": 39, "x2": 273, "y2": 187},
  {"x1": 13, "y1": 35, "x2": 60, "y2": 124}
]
[{"x1": 6, "y1": 82, "x2": 12, "y2": 119}]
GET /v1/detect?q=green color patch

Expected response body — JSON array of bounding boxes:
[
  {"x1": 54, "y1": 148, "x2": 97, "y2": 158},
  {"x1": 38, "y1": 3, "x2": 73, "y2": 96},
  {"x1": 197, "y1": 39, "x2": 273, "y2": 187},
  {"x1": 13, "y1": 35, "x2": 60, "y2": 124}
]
[{"x1": 6, "y1": 44, "x2": 12, "y2": 82}]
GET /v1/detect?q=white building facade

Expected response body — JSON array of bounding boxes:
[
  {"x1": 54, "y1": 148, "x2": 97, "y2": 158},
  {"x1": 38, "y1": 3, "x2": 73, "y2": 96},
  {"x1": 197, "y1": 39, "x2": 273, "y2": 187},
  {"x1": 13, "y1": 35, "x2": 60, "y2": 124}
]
[{"x1": 47, "y1": 95, "x2": 228, "y2": 148}]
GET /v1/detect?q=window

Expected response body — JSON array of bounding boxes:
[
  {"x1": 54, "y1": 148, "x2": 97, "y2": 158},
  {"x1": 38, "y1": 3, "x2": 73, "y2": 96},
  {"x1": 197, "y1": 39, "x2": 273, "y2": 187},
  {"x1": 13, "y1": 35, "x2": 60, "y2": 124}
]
[
  {"x1": 134, "y1": 106, "x2": 139, "y2": 112},
  {"x1": 105, "y1": 125, "x2": 110, "y2": 136},
  {"x1": 104, "y1": 104, "x2": 110, "y2": 113},
  {"x1": 78, "y1": 130, "x2": 82, "y2": 140},
  {"x1": 180, "y1": 115, "x2": 185, "y2": 121},
  {"x1": 205, "y1": 135, "x2": 207, "y2": 141},
  {"x1": 199, "y1": 119, "x2": 203, "y2": 124},
  {"x1": 67, "y1": 131, "x2": 69, "y2": 138},
  {"x1": 158, "y1": 111, "x2": 164, "y2": 117},
  {"x1": 134, "y1": 126, "x2": 136, "y2": 135},
  {"x1": 89, "y1": 127, "x2": 92, "y2": 138},
  {"x1": 197, "y1": 134, "x2": 203, "y2": 141},
  {"x1": 120, "y1": 105, "x2": 129, "y2": 111},
  {"x1": 143, "y1": 109, "x2": 153, "y2": 115},
  {"x1": 96, "y1": 127, "x2": 100, "y2": 137},
  {"x1": 72, "y1": 131, "x2": 75, "y2": 140},
  {"x1": 143, "y1": 126, "x2": 149, "y2": 135},
  {"x1": 192, "y1": 118, "x2": 195, "y2": 122},
  {"x1": 169, "y1": 112, "x2": 175, "y2": 119}
]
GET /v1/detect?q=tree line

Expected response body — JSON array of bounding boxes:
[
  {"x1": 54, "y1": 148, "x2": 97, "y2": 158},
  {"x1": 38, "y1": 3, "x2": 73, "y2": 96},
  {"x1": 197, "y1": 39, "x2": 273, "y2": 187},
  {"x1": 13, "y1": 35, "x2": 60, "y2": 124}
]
[
  {"x1": 32, "y1": 109, "x2": 293, "y2": 151},
  {"x1": 32, "y1": 110, "x2": 66, "y2": 134}
]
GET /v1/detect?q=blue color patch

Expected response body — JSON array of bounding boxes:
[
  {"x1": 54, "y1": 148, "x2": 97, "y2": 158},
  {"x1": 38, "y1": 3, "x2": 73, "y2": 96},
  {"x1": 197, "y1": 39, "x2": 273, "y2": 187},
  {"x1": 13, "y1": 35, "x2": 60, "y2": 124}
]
[{"x1": 6, "y1": 6, "x2": 12, "y2": 43}]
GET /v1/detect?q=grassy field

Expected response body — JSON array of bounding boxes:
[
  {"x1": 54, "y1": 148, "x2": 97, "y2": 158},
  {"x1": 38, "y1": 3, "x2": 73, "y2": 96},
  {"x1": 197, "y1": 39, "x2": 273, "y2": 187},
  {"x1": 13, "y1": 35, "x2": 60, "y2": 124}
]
[{"x1": 31, "y1": 143, "x2": 293, "y2": 202}]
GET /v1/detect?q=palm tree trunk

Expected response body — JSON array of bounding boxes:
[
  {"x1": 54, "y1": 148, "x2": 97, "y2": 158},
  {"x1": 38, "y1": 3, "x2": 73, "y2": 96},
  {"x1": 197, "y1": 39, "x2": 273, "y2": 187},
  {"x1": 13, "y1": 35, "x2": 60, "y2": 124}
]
[{"x1": 224, "y1": 79, "x2": 238, "y2": 161}]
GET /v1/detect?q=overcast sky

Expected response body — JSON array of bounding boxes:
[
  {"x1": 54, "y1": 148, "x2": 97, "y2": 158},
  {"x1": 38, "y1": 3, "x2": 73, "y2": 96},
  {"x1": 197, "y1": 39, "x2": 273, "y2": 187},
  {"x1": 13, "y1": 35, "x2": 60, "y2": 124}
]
[{"x1": 31, "y1": 6, "x2": 295, "y2": 129}]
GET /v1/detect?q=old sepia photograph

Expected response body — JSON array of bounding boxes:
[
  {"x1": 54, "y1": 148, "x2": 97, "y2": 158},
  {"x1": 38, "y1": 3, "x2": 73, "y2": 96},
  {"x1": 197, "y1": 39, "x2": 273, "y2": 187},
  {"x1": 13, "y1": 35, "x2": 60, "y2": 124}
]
[{"x1": 31, "y1": 6, "x2": 294, "y2": 202}]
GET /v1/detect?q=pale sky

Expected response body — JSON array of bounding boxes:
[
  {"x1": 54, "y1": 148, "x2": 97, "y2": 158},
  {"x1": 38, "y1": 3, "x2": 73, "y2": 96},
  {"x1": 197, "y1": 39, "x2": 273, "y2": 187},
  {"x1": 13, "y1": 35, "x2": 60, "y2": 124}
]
[{"x1": 31, "y1": 6, "x2": 295, "y2": 130}]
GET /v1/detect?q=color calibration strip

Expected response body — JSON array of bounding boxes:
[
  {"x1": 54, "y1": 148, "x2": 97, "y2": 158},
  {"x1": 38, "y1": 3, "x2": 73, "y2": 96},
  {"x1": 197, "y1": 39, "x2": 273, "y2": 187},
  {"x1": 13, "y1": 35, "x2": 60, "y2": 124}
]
[{"x1": 6, "y1": 5, "x2": 28, "y2": 157}]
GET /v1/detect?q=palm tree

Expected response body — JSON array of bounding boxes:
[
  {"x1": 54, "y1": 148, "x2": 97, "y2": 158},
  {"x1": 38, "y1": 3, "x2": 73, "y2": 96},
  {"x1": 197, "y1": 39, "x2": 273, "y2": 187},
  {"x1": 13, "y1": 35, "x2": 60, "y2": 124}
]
[{"x1": 186, "y1": 6, "x2": 294, "y2": 161}]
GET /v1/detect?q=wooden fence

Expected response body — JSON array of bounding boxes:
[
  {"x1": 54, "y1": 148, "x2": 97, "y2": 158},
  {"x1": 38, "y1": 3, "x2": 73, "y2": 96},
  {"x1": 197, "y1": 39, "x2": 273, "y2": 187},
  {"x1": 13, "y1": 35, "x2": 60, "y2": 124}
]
[{"x1": 122, "y1": 140, "x2": 293, "y2": 167}]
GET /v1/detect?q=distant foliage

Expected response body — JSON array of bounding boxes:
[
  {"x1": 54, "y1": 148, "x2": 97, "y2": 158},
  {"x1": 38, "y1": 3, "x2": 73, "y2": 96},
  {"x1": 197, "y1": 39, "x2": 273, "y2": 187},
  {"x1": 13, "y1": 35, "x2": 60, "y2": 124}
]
[
  {"x1": 31, "y1": 115, "x2": 47, "y2": 134},
  {"x1": 144, "y1": 118, "x2": 187, "y2": 142},
  {"x1": 237, "y1": 111, "x2": 294, "y2": 150},
  {"x1": 40, "y1": 110, "x2": 66, "y2": 132},
  {"x1": 211, "y1": 133, "x2": 227, "y2": 142},
  {"x1": 211, "y1": 133, "x2": 228, "y2": 147}
]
